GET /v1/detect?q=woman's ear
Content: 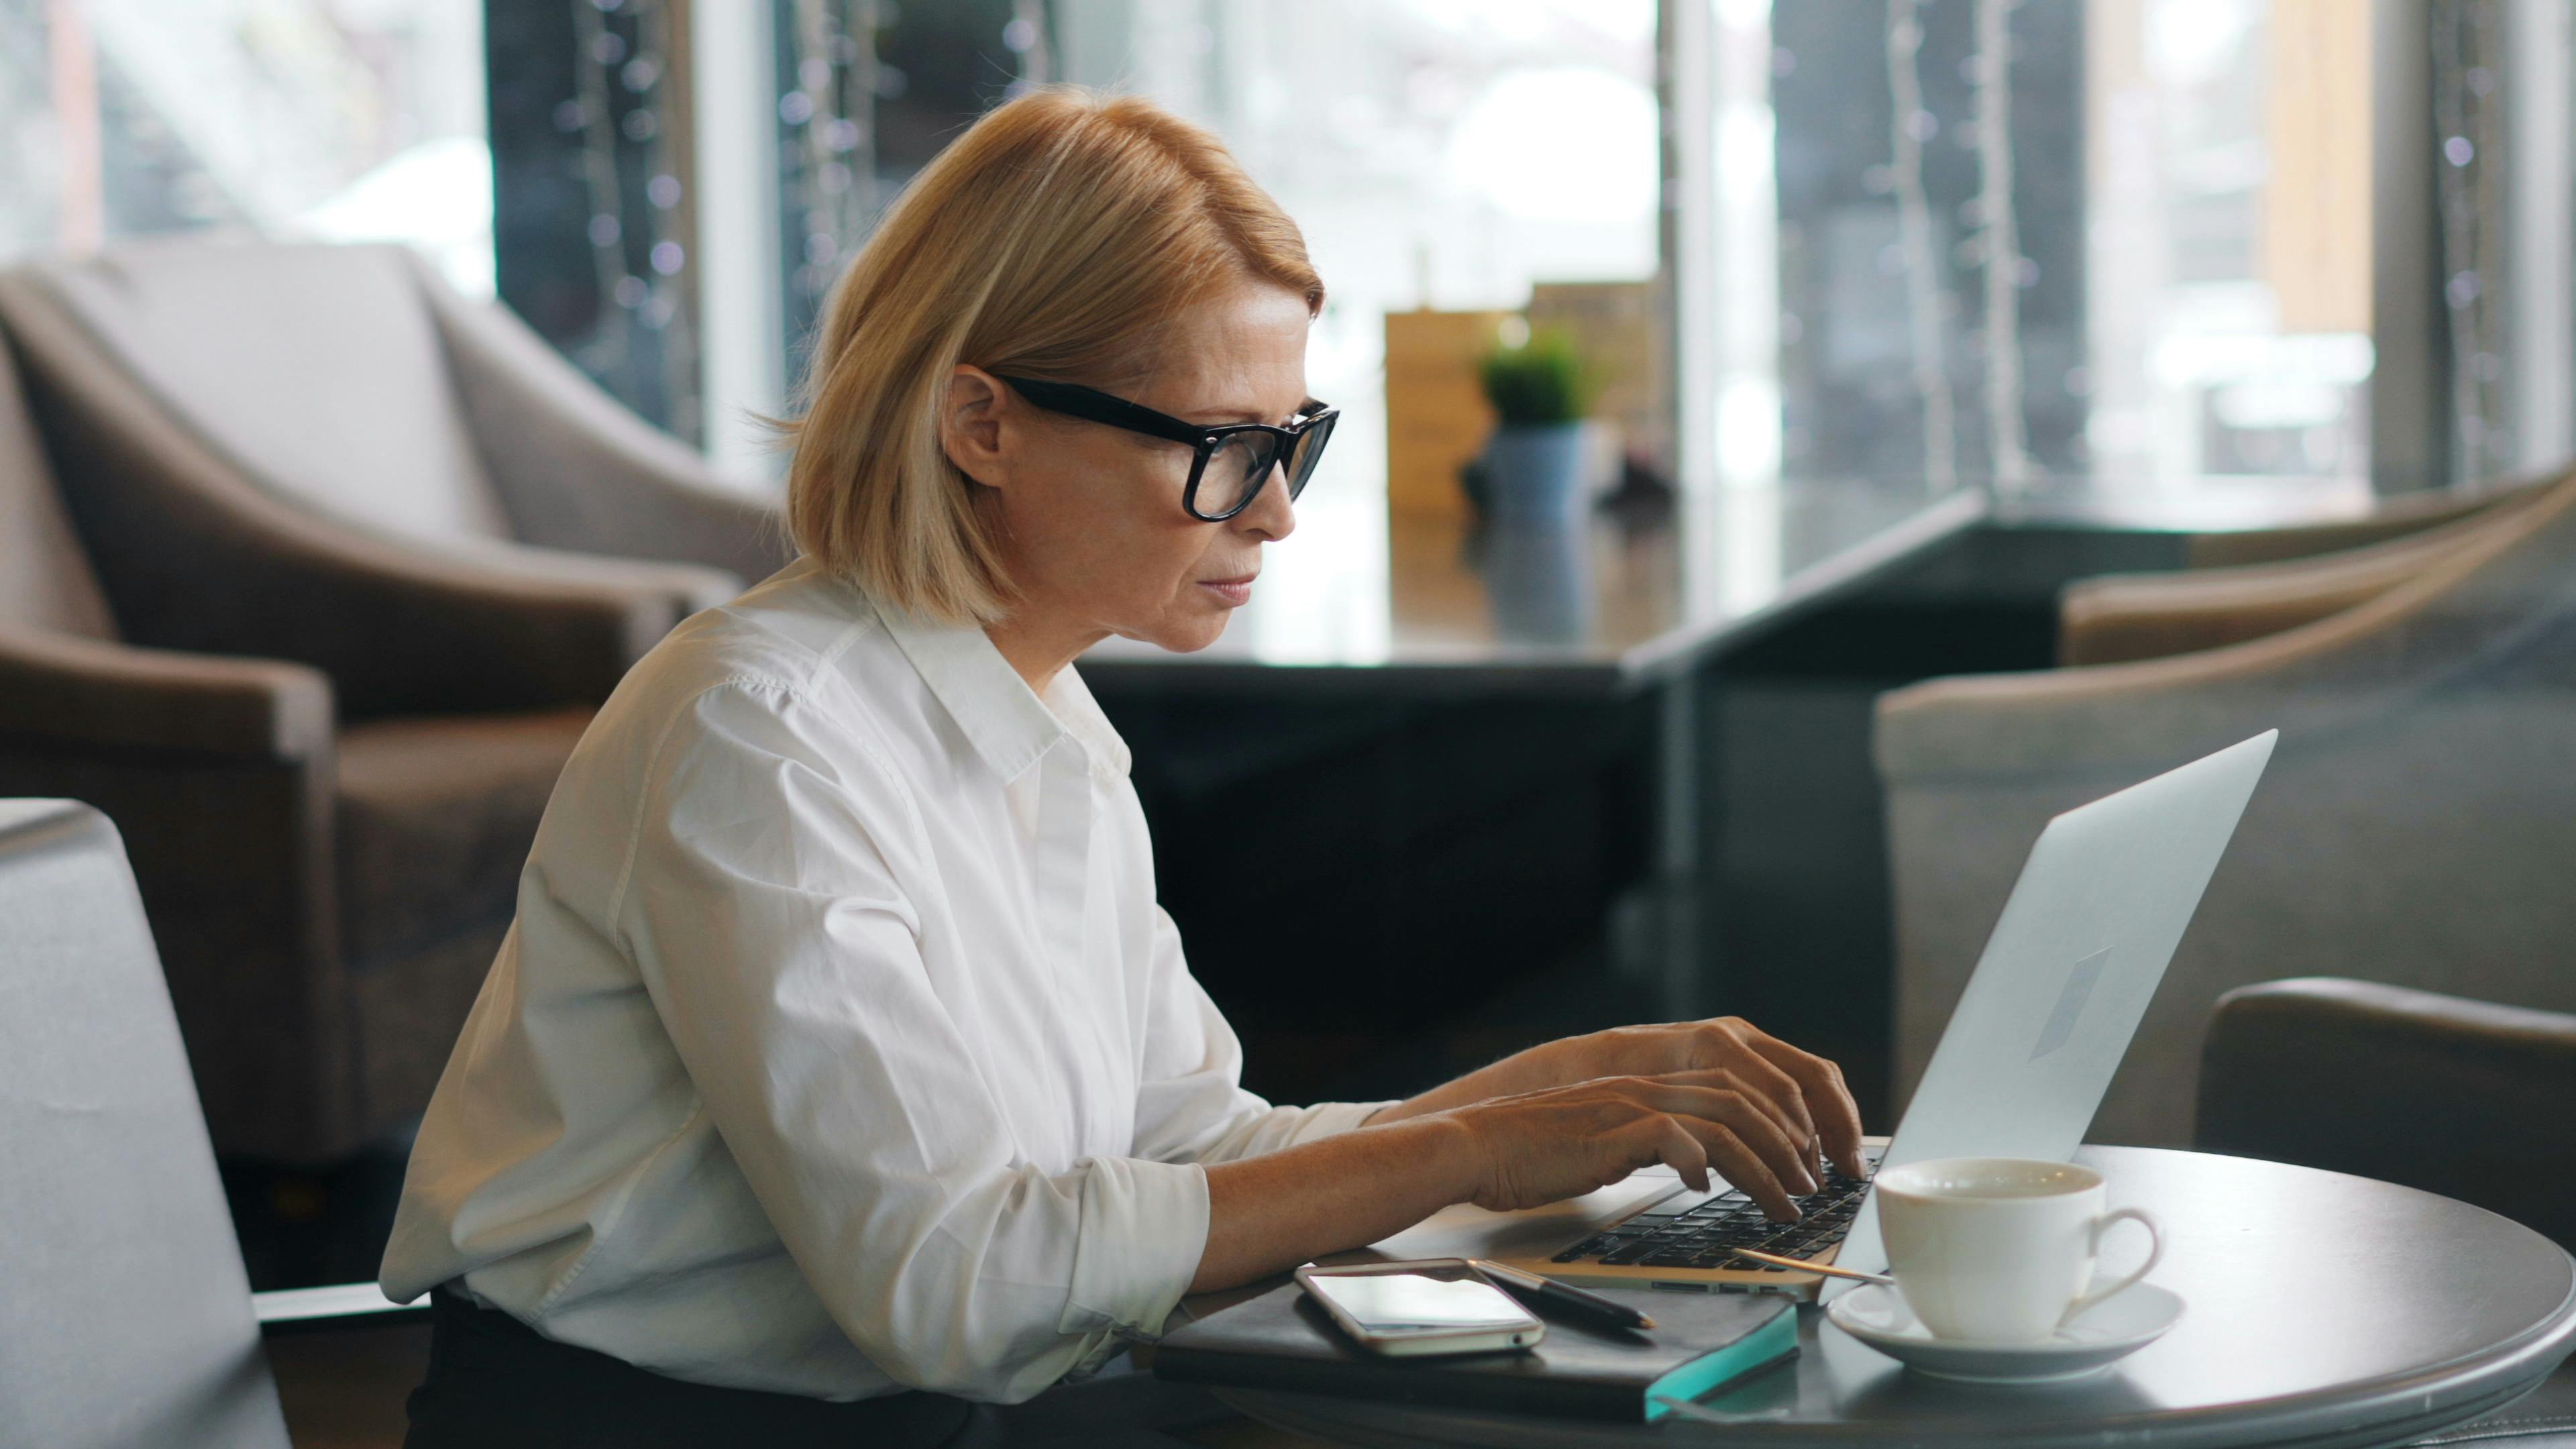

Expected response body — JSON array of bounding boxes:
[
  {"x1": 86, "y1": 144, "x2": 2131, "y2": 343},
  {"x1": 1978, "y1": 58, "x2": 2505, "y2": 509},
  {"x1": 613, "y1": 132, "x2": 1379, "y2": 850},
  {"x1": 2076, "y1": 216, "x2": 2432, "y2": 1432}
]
[{"x1": 941, "y1": 366, "x2": 1012, "y2": 488}]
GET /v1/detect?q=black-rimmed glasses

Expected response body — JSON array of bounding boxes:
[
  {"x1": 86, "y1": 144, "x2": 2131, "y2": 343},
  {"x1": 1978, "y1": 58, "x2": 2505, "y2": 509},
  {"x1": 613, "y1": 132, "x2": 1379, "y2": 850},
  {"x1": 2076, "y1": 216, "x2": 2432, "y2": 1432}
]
[{"x1": 996, "y1": 374, "x2": 1338, "y2": 523}]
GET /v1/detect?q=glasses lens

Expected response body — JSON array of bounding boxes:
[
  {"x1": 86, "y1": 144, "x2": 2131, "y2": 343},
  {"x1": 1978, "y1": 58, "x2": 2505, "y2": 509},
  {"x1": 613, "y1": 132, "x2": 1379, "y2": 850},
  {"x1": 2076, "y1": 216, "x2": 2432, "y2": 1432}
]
[
  {"x1": 1200, "y1": 431, "x2": 1285, "y2": 517},
  {"x1": 1285, "y1": 414, "x2": 1336, "y2": 500}
]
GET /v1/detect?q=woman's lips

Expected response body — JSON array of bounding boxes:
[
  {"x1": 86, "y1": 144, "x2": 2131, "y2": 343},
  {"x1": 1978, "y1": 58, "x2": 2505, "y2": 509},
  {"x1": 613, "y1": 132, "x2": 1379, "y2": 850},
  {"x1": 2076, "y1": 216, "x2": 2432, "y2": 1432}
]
[{"x1": 1197, "y1": 574, "x2": 1256, "y2": 607}]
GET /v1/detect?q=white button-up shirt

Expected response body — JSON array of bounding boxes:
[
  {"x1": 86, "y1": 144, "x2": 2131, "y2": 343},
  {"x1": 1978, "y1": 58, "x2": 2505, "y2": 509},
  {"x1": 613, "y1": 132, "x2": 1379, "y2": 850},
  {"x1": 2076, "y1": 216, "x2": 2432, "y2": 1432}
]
[{"x1": 381, "y1": 558, "x2": 1382, "y2": 1403}]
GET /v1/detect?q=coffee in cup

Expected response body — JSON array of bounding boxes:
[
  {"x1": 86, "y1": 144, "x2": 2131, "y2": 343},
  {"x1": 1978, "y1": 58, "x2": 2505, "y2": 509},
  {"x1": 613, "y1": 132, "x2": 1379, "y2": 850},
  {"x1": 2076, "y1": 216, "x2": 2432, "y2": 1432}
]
[{"x1": 1873, "y1": 1157, "x2": 2163, "y2": 1343}]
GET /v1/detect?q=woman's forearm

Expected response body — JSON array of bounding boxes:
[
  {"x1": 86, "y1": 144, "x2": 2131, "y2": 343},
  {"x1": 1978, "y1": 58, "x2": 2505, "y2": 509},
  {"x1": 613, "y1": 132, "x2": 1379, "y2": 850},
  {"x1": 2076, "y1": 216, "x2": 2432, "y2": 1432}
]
[{"x1": 1191, "y1": 1115, "x2": 1480, "y2": 1293}]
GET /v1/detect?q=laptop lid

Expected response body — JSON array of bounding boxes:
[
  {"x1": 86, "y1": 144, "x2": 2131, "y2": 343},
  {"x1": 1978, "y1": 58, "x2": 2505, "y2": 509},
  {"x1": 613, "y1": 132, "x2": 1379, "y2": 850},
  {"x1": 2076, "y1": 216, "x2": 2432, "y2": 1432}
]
[{"x1": 1825, "y1": 730, "x2": 2277, "y2": 1295}]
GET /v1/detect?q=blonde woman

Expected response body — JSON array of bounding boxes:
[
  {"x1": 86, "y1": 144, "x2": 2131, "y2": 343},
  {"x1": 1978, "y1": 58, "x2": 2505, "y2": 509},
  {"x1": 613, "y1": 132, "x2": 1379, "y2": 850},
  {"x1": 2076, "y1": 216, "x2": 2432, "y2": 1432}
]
[{"x1": 383, "y1": 89, "x2": 1863, "y2": 1448}]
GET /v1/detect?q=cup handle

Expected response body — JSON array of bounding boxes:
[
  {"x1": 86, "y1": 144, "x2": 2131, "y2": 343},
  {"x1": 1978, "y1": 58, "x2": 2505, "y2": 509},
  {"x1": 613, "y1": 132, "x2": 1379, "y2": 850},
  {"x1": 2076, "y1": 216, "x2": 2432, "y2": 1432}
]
[{"x1": 2066, "y1": 1207, "x2": 2163, "y2": 1320}]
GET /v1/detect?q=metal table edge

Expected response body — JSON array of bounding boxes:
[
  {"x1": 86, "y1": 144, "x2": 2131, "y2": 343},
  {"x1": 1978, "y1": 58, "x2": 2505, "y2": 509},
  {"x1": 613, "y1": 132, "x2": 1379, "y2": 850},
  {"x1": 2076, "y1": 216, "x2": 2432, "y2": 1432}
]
[{"x1": 1213, "y1": 1246, "x2": 2576, "y2": 1449}]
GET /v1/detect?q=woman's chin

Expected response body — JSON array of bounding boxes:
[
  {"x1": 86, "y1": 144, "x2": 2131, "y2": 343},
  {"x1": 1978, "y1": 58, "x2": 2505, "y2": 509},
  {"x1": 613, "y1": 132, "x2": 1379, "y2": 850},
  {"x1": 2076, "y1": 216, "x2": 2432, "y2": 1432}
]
[{"x1": 1123, "y1": 612, "x2": 1232, "y2": 656}]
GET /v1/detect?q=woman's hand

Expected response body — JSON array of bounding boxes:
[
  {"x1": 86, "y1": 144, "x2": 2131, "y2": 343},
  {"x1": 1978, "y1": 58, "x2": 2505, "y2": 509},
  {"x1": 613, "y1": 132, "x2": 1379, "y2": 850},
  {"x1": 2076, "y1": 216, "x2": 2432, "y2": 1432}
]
[
  {"x1": 1561, "y1": 1018, "x2": 1867, "y2": 1183},
  {"x1": 1195, "y1": 1047, "x2": 1845, "y2": 1293},
  {"x1": 1441, "y1": 1068, "x2": 1823, "y2": 1220},
  {"x1": 1201, "y1": 1063, "x2": 1828, "y2": 1291},
  {"x1": 1369, "y1": 1016, "x2": 1867, "y2": 1187}
]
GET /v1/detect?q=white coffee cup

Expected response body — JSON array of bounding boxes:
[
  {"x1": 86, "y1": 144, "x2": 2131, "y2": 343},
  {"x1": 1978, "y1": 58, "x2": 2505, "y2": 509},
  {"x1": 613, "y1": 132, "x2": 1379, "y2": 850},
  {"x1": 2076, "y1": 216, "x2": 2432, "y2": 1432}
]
[{"x1": 1874, "y1": 1157, "x2": 2163, "y2": 1344}]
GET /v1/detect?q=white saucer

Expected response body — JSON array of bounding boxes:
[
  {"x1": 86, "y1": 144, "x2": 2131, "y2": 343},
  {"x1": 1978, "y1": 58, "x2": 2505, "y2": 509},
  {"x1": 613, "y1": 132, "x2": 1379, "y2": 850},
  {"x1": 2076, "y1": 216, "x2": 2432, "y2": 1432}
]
[{"x1": 1825, "y1": 1280, "x2": 2186, "y2": 1384}]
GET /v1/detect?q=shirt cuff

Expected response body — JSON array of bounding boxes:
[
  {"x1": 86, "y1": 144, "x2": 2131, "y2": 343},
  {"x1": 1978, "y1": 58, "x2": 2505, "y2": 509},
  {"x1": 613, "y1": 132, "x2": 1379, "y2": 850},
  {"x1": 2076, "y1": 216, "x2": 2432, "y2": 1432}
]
[{"x1": 1060, "y1": 1156, "x2": 1209, "y2": 1342}]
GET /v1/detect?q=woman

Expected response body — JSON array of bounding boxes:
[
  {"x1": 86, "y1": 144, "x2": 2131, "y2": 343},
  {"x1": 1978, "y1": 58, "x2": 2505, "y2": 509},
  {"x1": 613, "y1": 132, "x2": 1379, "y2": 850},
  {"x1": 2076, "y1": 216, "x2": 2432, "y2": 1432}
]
[{"x1": 384, "y1": 88, "x2": 1864, "y2": 1447}]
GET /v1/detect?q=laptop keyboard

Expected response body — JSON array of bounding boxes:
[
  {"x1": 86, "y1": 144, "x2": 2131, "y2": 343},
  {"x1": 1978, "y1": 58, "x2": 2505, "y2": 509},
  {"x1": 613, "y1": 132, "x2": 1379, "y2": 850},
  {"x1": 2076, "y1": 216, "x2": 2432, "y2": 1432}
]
[{"x1": 1551, "y1": 1163, "x2": 1876, "y2": 1272}]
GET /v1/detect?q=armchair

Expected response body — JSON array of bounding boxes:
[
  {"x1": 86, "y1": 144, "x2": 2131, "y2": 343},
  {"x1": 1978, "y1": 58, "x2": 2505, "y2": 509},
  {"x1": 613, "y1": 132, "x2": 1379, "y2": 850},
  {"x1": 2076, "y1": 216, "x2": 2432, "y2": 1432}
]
[
  {"x1": 0, "y1": 799, "x2": 423, "y2": 1449},
  {"x1": 2198, "y1": 977, "x2": 2576, "y2": 1246},
  {"x1": 1879, "y1": 469, "x2": 2576, "y2": 1148},
  {"x1": 0, "y1": 305, "x2": 677, "y2": 1162},
  {"x1": 2061, "y1": 470, "x2": 2573, "y2": 666},
  {"x1": 2198, "y1": 978, "x2": 2576, "y2": 1446},
  {"x1": 2180, "y1": 472, "x2": 2554, "y2": 568}
]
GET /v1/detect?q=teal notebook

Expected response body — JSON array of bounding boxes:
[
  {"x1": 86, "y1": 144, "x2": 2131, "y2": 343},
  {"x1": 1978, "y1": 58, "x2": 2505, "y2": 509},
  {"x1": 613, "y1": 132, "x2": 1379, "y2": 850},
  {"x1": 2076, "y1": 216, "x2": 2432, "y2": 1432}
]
[{"x1": 1152, "y1": 1280, "x2": 1796, "y2": 1421}]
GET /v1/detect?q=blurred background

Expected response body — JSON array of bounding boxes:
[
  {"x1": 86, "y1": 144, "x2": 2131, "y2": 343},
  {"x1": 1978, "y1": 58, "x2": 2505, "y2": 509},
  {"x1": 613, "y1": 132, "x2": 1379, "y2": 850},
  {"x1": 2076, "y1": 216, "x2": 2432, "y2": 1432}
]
[{"x1": 11, "y1": 1, "x2": 2566, "y2": 494}]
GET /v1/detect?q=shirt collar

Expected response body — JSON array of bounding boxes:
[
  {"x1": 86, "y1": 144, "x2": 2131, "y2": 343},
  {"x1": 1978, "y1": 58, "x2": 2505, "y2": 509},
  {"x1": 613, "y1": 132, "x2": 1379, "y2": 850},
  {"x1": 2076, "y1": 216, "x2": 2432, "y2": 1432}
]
[
  {"x1": 871, "y1": 596, "x2": 1131, "y2": 782},
  {"x1": 1042, "y1": 662, "x2": 1134, "y2": 779}
]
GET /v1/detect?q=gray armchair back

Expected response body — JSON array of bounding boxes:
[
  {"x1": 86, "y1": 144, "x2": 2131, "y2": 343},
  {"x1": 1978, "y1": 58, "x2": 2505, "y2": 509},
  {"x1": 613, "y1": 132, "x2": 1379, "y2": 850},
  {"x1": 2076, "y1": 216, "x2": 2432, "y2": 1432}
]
[
  {"x1": 1880, "y1": 471, "x2": 2576, "y2": 1147},
  {"x1": 0, "y1": 800, "x2": 289, "y2": 1449},
  {"x1": 2, "y1": 238, "x2": 786, "y2": 590}
]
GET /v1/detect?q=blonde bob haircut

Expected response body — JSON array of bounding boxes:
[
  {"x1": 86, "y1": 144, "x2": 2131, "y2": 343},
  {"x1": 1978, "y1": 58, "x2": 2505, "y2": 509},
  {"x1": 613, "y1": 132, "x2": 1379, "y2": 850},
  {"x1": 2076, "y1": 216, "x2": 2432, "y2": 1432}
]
[{"x1": 780, "y1": 87, "x2": 1326, "y2": 625}]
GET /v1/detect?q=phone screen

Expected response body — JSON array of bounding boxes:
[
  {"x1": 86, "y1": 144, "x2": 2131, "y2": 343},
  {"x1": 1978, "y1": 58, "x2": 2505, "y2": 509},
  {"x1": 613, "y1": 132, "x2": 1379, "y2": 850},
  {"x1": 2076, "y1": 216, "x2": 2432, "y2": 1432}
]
[{"x1": 1304, "y1": 1272, "x2": 1538, "y2": 1334}]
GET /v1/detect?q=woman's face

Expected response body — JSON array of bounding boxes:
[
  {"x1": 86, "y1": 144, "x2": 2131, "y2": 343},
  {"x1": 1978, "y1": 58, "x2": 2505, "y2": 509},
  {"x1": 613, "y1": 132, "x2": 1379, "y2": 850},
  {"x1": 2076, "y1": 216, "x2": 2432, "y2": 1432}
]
[{"x1": 949, "y1": 278, "x2": 1313, "y2": 661}]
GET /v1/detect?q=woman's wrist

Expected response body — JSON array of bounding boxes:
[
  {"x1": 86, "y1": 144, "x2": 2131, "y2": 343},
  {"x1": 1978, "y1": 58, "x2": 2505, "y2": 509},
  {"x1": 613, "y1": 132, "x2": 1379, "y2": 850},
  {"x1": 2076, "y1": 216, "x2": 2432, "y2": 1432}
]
[
  {"x1": 1405, "y1": 1109, "x2": 1491, "y2": 1206},
  {"x1": 1541, "y1": 1028, "x2": 1622, "y2": 1085},
  {"x1": 1354, "y1": 1105, "x2": 1486, "y2": 1198}
]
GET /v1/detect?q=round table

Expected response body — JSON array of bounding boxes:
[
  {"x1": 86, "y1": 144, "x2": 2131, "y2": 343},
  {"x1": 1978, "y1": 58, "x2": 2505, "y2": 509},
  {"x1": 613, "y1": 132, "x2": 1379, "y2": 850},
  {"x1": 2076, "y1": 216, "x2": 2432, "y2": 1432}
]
[{"x1": 1218, "y1": 1148, "x2": 2576, "y2": 1449}]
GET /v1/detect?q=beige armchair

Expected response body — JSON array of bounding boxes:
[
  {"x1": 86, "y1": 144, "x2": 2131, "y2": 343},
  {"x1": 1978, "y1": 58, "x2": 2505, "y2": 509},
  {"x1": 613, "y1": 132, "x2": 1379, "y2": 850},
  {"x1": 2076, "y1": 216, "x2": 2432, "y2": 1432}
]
[
  {"x1": 0, "y1": 238, "x2": 786, "y2": 591},
  {"x1": 2062, "y1": 470, "x2": 2571, "y2": 665},
  {"x1": 1878, "y1": 472, "x2": 2576, "y2": 1147},
  {"x1": 0, "y1": 296, "x2": 708, "y2": 1163}
]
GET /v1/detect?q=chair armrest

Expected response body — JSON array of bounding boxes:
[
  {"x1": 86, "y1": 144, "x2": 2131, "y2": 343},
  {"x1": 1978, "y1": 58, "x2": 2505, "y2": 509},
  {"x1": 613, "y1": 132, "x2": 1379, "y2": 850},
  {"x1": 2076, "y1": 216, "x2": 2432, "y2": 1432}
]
[
  {"x1": 0, "y1": 627, "x2": 332, "y2": 761},
  {"x1": 2059, "y1": 514, "x2": 2501, "y2": 665},
  {"x1": 0, "y1": 278, "x2": 720, "y2": 718},
  {"x1": 418, "y1": 256, "x2": 791, "y2": 584},
  {"x1": 2183, "y1": 472, "x2": 2558, "y2": 568},
  {"x1": 2197, "y1": 978, "x2": 2576, "y2": 1247},
  {"x1": 254, "y1": 1283, "x2": 432, "y2": 1338}
]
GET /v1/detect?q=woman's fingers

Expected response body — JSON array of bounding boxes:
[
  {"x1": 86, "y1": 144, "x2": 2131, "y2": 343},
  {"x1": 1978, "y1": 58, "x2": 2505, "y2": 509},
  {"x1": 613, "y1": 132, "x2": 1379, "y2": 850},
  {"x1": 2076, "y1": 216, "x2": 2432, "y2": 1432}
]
[
  {"x1": 1668, "y1": 1118, "x2": 1801, "y2": 1222},
  {"x1": 1634, "y1": 1081, "x2": 1818, "y2": 1199},
  {"x1": 1676, "y1": 1021, "x2": 1819, "y2": 1156},
  {"x1": 1738, "y1": 1032, "x2": 1868, "y2": 1178},
  {"x1": 1652, "y1": 1061, "x2": 1825, "y2": 1192},
  {"x1": 1646, "y1": 1069, "x2": 1805, "y2": 1156},
  {"x1": 1702, "y1": 1039, "x2": 1817, "y2": 1146},
  {"x1": 1633, "y1": 1116, "x2": 1713, "y2": 1194}
]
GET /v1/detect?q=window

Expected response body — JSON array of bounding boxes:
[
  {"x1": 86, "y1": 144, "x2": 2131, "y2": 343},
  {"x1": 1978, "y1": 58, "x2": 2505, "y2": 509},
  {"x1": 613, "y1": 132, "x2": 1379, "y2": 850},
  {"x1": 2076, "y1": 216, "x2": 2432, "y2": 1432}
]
[
  {"x1": 1055, "y1": 0, "x2": 1662, "y2": 503},
  {"x1": 1, "y1": 0, "x2": 489, "y2": 292},
  {"x1": 1704, "y1": 0, "x2": 2575, "y2": 497}
]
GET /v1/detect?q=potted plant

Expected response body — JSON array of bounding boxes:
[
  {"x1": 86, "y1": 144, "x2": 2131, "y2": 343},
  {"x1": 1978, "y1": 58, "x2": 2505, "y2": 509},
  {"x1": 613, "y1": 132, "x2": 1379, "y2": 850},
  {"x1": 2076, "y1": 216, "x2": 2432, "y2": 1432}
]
[{"x1": 1472, "y1": 328, "x2": 1599, "y2": 523}]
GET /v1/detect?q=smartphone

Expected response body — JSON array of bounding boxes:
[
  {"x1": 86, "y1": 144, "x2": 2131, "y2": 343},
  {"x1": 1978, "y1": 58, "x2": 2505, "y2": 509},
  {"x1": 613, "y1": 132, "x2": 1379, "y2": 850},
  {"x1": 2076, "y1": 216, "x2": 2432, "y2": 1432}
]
[{"x1": 1294, "y1": 1260, "x2": 1546, "y2": 1357}]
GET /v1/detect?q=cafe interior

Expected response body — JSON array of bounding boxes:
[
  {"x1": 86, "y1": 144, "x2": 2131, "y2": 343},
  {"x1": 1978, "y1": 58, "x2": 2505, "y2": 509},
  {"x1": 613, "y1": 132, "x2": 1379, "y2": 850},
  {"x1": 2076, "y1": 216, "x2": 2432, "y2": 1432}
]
[{"x1": 3, "y1": 1, "x2": 2573, "y2": 1446}]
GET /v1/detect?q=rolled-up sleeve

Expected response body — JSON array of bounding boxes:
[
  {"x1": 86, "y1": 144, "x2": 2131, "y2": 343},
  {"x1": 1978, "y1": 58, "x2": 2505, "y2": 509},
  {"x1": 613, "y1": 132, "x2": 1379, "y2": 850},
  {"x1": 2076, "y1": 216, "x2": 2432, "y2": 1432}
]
[
  {"x1": 1128, "y1": 906, "x2": 1393, "y2": 1166},
  {"x1": 617, "y1": 681, "x2": 1201, "y2": 1401}
]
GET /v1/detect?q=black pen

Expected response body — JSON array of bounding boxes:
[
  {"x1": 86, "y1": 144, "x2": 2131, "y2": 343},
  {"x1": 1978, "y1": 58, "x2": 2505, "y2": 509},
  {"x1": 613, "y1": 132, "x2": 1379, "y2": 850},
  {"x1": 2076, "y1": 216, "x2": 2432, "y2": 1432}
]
[{"x1": 1472, "y1": 1258, "x2": 1656, "y2": 1331}]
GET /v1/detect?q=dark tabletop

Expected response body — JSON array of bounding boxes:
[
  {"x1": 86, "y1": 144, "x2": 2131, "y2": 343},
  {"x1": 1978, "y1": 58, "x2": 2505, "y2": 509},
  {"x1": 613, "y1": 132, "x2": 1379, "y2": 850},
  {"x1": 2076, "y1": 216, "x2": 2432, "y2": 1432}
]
[{"x1": 1216, "y1": 1146, "x2": 2576, "y2": 1449}]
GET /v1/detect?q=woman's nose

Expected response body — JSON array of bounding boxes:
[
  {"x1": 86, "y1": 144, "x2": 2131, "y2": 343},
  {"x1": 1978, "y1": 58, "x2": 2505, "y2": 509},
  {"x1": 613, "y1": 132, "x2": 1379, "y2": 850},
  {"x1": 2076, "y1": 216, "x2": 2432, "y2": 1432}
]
[{"x1": 1234, "y1": 463, "x2": 1297, "y2": 541}]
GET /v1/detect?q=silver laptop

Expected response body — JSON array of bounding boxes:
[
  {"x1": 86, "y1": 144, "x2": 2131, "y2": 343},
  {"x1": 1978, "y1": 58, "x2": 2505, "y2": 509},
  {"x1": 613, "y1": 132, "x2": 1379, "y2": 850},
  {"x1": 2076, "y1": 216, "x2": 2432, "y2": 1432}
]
[{"x1": 1491, "y1": 730, "x2": 2277, "y2": 1300}]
